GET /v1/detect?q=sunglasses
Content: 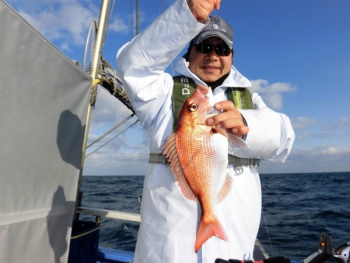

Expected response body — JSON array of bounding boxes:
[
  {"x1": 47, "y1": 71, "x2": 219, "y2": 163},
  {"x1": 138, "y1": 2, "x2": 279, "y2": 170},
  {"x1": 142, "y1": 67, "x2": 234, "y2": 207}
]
[{"x1": 195, "y1": 42, "x2": 232, "y2": 56}]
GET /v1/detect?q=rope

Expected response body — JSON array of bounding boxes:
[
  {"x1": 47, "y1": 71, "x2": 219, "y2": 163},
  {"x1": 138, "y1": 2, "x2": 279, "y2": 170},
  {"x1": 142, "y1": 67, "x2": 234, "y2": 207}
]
[
  {"x1": 97, "y1": 57, "x2": 135, "y2": 113},
  {"x1": 85, "y1": 119, "x2": 139, "y2": 158},
  {"x1": 86, "y1": 113, "x2": 135, "y2": 149},
  {"x1": 103, "y1": 0, "x2": 117, "y2": 44},
  {"x1": 39, "y1": 0, "x2": 56, "y2": 32}
]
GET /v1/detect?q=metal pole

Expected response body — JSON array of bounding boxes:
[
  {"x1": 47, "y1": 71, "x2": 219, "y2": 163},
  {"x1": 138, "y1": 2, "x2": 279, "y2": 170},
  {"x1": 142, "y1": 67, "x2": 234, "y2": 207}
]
[
  {"x1": 136, "y1": 0, "x2": 139, "y2": 35},
  {"x1": 75, "y1": 0, "x2": 111, "y2": 219},
  {"x1": 90, "y1": 0, "x2": 110, "y2": 81}
]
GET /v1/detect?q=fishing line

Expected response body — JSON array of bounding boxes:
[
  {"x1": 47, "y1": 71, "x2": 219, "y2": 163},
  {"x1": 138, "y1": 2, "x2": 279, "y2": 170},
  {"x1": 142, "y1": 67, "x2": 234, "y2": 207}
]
[
  {"x1": 207, "y1": 6, "x2": 233, "y2": 258},
  {"x1": 159, "y1": 0, "x2": 164, "y2": 12},
  {"x1": 261, "y1": 209, "x2": 273, "y2": 253},
  {"x1": 130, "y1": 0, "x2": 134, "y2": 38},
  {"x1": 208, "y1": 7, "x2": 233, "y2": 258}
]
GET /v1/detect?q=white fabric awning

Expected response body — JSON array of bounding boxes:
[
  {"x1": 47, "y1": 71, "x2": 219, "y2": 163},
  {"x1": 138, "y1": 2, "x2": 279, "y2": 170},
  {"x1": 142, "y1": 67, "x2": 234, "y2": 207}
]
[{"x1": 0, "y1": 2, "x2": 91, "y2": 262}]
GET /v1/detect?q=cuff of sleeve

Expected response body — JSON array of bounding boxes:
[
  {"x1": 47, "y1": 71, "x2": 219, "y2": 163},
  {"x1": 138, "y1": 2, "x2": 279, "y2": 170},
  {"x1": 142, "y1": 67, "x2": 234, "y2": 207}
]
[{"x1": 241, "y1": 113, "x2": 248, "y2": 141}]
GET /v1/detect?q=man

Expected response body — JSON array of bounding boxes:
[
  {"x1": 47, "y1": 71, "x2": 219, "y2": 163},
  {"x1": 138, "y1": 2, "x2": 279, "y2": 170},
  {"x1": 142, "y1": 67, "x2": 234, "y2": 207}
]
[{"x1": 116, "y1": 0, "x2": 295, "y2": 262}]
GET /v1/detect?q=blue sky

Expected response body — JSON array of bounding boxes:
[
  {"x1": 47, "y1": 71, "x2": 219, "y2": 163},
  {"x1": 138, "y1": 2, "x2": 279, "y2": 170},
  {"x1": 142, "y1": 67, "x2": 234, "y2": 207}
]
[{"x1": 6, "y1": 0, "x2": 350, "y2": 175}]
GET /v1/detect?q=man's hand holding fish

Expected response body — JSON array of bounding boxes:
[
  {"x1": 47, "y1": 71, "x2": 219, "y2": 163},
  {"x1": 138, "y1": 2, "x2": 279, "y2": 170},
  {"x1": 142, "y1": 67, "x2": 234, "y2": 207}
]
[{"x1": 206, "y1": 100, "x2": 249, "y2": 138}]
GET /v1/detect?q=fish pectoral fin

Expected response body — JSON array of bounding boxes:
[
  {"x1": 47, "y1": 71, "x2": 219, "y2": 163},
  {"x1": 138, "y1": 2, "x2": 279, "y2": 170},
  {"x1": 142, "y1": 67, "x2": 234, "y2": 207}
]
[
  {"x1": 171, "y1": 162, "x2": 198, "y2": 201},
  {"x1": 162, "y1": 134, "x2": 198, "y2": 201},
  {"x1": 217, "y1": 174, "x2": 233, "y2": 203},
  {"x1": 227, "y1": 133, "x2": 248, "y2": 149},
  {"x1": 214, "y1": 127, "x2": 248, "y2": 149}
]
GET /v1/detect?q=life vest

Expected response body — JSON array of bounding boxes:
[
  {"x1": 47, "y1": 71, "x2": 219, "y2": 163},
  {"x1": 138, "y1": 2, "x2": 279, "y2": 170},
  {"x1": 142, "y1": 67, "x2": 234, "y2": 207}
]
[
  {"x1": 149, "y1": 75, "x2": 259, "y2": 170},
  {"x1": 172, "y1": 75, "x2": 254, "y2": 130}
]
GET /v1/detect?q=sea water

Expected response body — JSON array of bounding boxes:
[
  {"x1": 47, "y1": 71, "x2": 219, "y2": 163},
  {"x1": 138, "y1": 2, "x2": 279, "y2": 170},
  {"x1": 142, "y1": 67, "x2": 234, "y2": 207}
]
[{"x1": 80, "y1": 172, "x2": 350, "y2": 262}]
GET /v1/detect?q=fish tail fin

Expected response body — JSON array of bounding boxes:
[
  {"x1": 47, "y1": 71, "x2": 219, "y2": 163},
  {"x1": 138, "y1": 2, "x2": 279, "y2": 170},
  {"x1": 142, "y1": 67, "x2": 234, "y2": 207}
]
[{"x1": 194, "y1": 216, "x2": 228, "y2": 252}]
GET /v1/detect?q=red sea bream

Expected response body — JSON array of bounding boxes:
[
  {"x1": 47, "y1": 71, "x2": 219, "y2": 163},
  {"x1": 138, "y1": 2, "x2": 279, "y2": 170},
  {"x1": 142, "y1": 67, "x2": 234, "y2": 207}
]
[{"x1": 162, "y1": 84, "x2": 246, "y2": 252}]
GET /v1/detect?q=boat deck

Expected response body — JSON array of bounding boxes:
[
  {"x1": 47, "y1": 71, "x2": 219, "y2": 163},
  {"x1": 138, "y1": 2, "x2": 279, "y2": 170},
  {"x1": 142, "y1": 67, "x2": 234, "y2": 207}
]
[
  {"x1": 78, "y1": 207, "x2": 269, "y2": 263},
  {"x1": 97, "y1": 240, "x2": 268, "y2": 263}
]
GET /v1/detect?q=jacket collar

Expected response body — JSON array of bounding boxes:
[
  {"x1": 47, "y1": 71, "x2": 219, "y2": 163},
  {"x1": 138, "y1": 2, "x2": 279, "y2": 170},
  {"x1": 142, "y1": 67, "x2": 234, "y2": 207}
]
[{"x1": 172, "y1": 57, "x2": 252, "y2": 88}]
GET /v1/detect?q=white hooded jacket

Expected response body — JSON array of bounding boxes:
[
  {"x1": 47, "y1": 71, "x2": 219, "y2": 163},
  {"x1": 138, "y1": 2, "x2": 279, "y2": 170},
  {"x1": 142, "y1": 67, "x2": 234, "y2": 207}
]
[{"x1": 116, "y1": 0, "x2": 295, "y2": 262}]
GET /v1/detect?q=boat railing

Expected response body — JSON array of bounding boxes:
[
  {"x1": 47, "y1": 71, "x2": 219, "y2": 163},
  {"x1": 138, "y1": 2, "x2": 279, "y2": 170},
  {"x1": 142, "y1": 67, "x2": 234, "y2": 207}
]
[{"x1": 77, "y1": 206, "x2": 141, "y2": 223}]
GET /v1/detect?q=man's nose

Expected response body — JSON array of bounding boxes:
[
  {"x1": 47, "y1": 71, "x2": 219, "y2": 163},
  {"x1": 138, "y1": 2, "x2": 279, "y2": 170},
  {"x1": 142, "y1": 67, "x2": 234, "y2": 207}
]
[{"x1": 208, "y1": 47, "x2": 217, "y2": 56}]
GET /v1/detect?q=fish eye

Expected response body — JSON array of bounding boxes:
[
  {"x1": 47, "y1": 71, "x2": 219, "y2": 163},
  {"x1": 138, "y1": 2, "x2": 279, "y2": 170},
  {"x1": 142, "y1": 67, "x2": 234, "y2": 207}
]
[{"x1": 189, "y1": 103, "x2": 197, "y2": 112}]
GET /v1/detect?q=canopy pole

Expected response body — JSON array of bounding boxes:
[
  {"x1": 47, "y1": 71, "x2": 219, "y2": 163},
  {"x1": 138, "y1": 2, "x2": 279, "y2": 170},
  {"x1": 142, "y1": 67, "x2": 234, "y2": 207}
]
[
  {"x1": 75, "y1": 0, "x2": 111, "y2": 220},
  {"x1": 136, "y1": 0, "x2": 140, "y2": 35}
]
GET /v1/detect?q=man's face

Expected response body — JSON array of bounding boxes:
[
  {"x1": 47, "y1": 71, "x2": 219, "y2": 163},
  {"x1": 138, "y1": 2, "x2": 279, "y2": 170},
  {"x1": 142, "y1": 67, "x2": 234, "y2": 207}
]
[{"x1": 188, "y1": 37, "x2": 233, "y2": 83}]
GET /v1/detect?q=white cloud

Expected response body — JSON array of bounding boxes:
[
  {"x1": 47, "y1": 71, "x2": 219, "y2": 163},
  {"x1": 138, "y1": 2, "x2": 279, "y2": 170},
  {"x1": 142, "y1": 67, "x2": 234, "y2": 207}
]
[
  {"x1": 259, "y1": 145, "x2": 350, "y2": 174},
  {"x1": 39, "y1": 1, "x2": 98, "y2": 47},
  {"x1": 6, "y1": 0, "x2": 129, "y2": 50},
  {"x1": 307, "y1": 145, "x2": 350, "y2": 156},
  {"x1": 337, "y1": 131, "x2": 350, "y2": 138},
  {"x1": 84, "y1": 140, "x2": 149, "y2": 175},
  {"x1": 291, "y1": 117, "x2": 350, "y2": 144},
  {"x1": 323, "y1": 117, "x2": 350, "y2": 131},
  {"x1": 11, "y1": 0, "x2": 96, "y2": 46},
  {"x1": 82, "y1": 86, "x2": 150, "y2": 175},
  {"x1": 341, "y1": 117, "x2": 350, "y2": 123},
  {"x1": 296, "y1": 132, "x2": 309, "y2": 141},
  {"x1": 108, "y1": 17, "x2": 129, "y2": 34},
  {"x1": 291, "y1": 117, "x2": 320, "y2": 130},
  {"x1": 91, "y1": 88, "x2": 135, "y2": 128},
  {"x1": 250, "y1": 79, "x2": 296, "y2": 110}
]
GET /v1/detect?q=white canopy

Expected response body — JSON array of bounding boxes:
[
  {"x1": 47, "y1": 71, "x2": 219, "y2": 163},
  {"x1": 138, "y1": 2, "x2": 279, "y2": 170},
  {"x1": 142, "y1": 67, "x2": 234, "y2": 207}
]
[{"x1": 0, "y1": 2, "x2": 91, "y2": 262}]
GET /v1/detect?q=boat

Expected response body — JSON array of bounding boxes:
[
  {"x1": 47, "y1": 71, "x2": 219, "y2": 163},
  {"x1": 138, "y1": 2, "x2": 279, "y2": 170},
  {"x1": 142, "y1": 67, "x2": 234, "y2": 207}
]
[{"x1": 1, "y1": 1, "x2": 343, "y2": 263}]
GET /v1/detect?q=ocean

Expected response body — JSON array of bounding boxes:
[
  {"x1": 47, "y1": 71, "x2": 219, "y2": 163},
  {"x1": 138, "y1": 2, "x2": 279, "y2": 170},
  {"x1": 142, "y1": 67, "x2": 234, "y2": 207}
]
[{"x1": 80, "y1": 172, "x2": 350, "y2": 262}]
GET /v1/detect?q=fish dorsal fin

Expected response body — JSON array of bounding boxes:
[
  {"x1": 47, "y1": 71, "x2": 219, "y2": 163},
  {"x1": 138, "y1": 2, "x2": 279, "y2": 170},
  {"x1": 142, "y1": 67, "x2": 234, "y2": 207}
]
[
  {"x1": 217, "y1": 174, "x2": 233, "y2": 203},
  {"x1": 162, "y1": 134, "x2": 198, "y2": 201}
]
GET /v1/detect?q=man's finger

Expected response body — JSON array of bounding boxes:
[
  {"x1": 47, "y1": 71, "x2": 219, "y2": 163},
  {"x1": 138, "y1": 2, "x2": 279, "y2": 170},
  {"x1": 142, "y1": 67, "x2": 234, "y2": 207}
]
[{"x1": 214, "y1": 0, "x2": 221, "y2": 10}]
